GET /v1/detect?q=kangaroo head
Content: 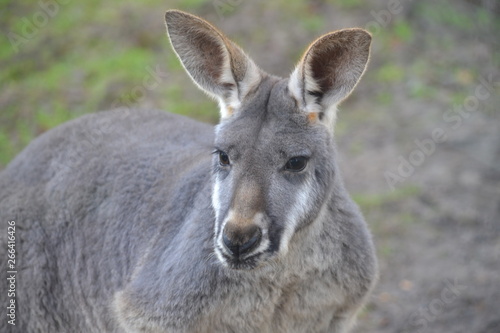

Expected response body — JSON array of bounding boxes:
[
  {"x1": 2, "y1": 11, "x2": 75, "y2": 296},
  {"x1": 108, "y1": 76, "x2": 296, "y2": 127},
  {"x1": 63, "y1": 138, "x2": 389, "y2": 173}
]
[{"x1": 165, "y1": 10, "x2": 371, "y2": 270}]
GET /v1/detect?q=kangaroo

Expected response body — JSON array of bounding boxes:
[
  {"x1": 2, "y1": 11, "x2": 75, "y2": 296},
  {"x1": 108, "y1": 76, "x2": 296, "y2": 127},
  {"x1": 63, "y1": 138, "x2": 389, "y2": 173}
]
[{"x1": 0, "y1": 10, "x2": 377, "y2": 333}]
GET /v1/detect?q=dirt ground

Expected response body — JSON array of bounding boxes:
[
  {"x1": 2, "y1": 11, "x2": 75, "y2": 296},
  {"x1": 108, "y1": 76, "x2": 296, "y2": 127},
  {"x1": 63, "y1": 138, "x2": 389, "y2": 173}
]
[
  {"x1": 3, "y1": 0, "x2": 499, "y2": 332},
  {"x1": 324, "y1": 2, "x2": 499, "y2": 332}
]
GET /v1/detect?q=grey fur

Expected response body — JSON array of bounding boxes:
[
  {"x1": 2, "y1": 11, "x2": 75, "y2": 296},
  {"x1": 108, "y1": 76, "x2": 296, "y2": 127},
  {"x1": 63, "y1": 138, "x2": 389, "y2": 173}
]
[{"x1": 0, "y1": 10, "x2": 377, "y2": 333}]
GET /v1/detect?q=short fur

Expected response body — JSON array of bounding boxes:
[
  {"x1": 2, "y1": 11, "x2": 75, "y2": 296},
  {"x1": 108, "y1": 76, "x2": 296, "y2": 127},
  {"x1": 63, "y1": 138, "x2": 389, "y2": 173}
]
[{"x1": 0, "y1": 10, "x2": 377, "y2": 333}]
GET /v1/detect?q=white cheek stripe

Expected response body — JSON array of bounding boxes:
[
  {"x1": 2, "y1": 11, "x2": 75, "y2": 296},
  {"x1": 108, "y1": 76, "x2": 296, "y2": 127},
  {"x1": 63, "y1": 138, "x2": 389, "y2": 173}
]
[
  {"x1": 279, "y1": 177, "x2": 315, "y2": 255},
  {"x1": 212, "y1": 179, "x2": 230, "y2": 264},
  {"x1": 212, "y1": 178, "x2": 221, "y2": 234}
]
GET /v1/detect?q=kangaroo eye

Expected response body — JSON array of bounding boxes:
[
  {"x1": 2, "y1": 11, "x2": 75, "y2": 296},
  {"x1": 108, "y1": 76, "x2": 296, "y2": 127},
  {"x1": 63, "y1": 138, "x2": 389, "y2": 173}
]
[
  {"x1": 285, "y1": 156, "x2": 308, "y2": 172},
  {"x1": 219, "y1": 151, "x2": 230, "y2": 166}
]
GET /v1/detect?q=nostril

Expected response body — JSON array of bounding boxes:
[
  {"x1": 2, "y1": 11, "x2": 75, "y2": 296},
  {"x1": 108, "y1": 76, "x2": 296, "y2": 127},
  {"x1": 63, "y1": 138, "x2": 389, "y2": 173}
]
[
  {"x1": 222, "y1": 226, "x2": 262, "y2": 257},
  {"x1": 239, "y1": 228, "x2": 261, "y2": 254},
  {"x1": 222, "y1": 232, "x2": 239, "y2": 255}
]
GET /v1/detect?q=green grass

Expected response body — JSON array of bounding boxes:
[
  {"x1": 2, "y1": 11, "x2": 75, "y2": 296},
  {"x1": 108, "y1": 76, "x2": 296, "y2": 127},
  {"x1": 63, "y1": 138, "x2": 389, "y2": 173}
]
[
  {"x1": 392, "y1": 20, "x2": 413, "y2": 42},
  {"x1": 353, "y1": 185, "x2": 421, "y2": 211},
  {"x1": 332, "y1": 0, "x2": 363, "y2": 9},
  {"x1": 0, "y1": 0, "x2": 216, "y2": 168},
  {"x1": 301, "y1": 15, "x2": 326, "y2": 32},
  {"x1": 416, "y1": 0, "x2": 500, "y2": 33},
  {"x1": 375, "y1": 63, "x2": 405, "y2": 83}
]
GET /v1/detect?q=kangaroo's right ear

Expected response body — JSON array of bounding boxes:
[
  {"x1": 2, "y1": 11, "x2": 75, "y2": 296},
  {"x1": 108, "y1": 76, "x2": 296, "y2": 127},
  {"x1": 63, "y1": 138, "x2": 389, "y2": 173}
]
[{"x1": 165, "y1": 10, "x2": 262, "y2": 119}]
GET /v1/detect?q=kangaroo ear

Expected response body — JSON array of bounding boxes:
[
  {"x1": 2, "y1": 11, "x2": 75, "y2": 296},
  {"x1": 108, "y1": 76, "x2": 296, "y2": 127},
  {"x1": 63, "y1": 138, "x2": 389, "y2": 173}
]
[
  {"x1": 165, "y1": 10, "x2": 262, "y2": 119},
  {"x1": 289, "y1": 29, "x2": 371, "y2": 124}
]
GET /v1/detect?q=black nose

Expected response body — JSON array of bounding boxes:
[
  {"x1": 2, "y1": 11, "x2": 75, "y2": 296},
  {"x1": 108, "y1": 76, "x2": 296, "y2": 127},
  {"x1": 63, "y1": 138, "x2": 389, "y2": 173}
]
[{"x1": 222, "y1": 225, "x2": 262, "y2": 257}]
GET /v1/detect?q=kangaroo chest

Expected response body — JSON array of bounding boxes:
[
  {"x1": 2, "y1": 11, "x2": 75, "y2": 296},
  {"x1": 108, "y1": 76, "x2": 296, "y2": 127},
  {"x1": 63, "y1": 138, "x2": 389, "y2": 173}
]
[{"x1": 190, "y1": 269, "x2": 344, "y2": 333}]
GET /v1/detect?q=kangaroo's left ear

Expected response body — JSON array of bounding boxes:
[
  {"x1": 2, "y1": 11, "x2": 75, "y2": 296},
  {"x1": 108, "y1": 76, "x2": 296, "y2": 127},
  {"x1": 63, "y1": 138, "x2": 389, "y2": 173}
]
[{"x1": 288, "y1": 29, "x2": 371, "y2": 124}]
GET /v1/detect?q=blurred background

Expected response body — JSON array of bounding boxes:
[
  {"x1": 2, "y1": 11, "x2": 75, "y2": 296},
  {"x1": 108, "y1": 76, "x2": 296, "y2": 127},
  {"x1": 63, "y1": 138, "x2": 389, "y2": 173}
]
[{"x1": 1, "y1": 0, "x2": 499, "y2": 331}]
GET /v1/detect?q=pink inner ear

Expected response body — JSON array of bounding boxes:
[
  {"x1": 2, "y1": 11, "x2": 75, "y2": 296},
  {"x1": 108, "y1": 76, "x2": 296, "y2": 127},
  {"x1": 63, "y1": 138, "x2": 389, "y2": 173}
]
[
  {"x1": 307, "y1": 30, "x2": 371, "y2": 99},
  {"x1": 166, "y1": 10, "x2": 228, "y2": 89},
  {"x1": 167, "y1": 10, "x2": 258, "y2": 102},
  {"x1": 191, "y1": 33, "x2": 225, "y2": 83},
  {"x1": 309, "y1": 41, "x2": 345, "y2": 95}
]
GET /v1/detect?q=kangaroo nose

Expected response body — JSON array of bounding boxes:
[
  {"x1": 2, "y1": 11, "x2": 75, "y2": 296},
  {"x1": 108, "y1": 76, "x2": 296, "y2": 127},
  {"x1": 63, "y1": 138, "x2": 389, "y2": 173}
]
[{"x1": 222, "y1": 225, "x2": 262, "y2": 257}]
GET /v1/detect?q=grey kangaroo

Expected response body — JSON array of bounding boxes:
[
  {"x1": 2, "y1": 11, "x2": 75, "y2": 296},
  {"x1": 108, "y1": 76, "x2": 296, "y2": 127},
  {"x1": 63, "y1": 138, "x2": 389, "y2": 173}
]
[{"x1": 0, "y1": 10, "x2": 377, "y2": 333}]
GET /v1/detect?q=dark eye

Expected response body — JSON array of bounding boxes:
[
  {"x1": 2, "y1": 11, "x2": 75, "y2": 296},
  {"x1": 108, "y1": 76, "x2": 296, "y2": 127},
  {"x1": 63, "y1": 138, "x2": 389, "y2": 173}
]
[
  {"x1": 285, "y1": 156, "x2": 308, "y2": 172},
  {"x1": 219, "y1": 151, "x2": 230, "y2": 166}
]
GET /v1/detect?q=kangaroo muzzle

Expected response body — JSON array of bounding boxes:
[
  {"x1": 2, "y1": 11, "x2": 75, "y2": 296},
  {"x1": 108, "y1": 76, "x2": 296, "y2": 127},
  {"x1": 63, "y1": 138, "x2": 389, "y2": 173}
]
[{"x1": 222, "y1": 223, "x2": 262, "y2": 257}]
